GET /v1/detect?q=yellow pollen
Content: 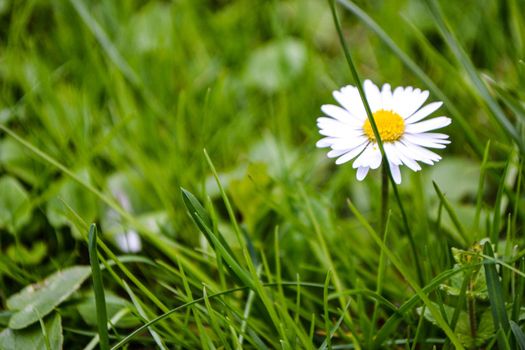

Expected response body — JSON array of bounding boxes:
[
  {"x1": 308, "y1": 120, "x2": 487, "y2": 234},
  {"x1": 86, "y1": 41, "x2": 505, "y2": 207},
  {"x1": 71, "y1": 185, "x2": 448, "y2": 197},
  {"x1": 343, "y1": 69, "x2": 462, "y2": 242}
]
[{"x1": 363, "y1": 110, "x2": 405, "y2": 142}]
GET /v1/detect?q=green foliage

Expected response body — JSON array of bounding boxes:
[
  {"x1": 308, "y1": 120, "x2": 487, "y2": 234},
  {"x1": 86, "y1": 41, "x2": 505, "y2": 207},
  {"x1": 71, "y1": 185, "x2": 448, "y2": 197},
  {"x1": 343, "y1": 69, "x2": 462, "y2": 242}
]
[{"x1": 0, "y1": 0, "x2": 524, "y2": 348}]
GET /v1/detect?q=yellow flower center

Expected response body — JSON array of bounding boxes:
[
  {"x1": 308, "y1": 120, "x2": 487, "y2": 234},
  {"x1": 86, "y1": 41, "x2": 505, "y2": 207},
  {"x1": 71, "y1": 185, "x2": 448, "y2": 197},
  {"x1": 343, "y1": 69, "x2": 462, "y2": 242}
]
[{"x1": 363, "y1": 110, "x2": 405, "y2": 142}]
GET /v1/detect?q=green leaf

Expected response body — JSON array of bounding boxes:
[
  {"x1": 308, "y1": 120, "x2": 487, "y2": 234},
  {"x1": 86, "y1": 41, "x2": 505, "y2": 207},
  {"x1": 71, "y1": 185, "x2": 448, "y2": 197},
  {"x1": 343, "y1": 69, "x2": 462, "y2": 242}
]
[
  {"x1": 243, "y1": 38, "x2": 307, "y2": 93},
  {"x1": 475, "y1": 310, "x2": 496, "y2": 346},
  {"x1": 124, "y1": 2, "x2": 173, "y2": 54},
  {"x1": 426, "y1": 158, "x2": 481, "y2": 203},
  {"x1": 77, "y1": 292, "x2": 139, "y2": 329},
  {"x1": 7, "y1": 266, "x2": 91, "y2": 329},
  {"x1": 228, "y1": 162, "x2": 272, "y2": 231},
  {"x1": 0, "y1": 312, "x2": 63, "y2": 350},
  {"x1": 0, "y1": 175, "x2": 32, "y2": 233},
  {"x1": 46, "y1": 169, "x2": 97, "y2": 238},
  {"x1": 418, "y1": 302, "x2": 494, "y2": 347},
  {"x1": 0, "y1": 138, "x2": 43, "y2": 185},
  {"x1": 6, "y1": 241, "x2": 47, "y2": 266}
]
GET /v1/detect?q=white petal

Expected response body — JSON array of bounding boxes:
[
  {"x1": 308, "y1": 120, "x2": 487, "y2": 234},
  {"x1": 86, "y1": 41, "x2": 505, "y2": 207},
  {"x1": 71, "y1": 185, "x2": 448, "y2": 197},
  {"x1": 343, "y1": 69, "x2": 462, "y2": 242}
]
[
  {"x1": 405, "y1": 101, "x2": 443, "y2": 123},
  {"x1": 316, "y1": 137, "x2": 337, "y2": 148},
  {"x1": 392, "y1": 86, "x2": 405, "y2": 102},
  {"x1": 402, "y1": 141, "x2": 442, "y2": 164},
  {"x1": 334, "y1": 86, "x2": 367, "y2": 120},
  {"x1": 389, "y1": 162, "x2": 402, "y2": 184},
  {"x1": 393, "y1": 142, "x2": 422, "y2": 171},
  {"x1": 330, "y1": 136, "x2": 368, "y2": 150},
  {"x1": 422, "y1": 132, "x2": 449, "y2": 139},
  {"x1": 384, "y1": 142, "x2": 402, "y2": 165},
  {"x1": 381, "y1": 83, "x2": 393, "y2": 110},
  {"x1": 410, "y1": 133, "x2": 450, "y2": 143},
  {"x1": 319, "y1": 126, "x2": 362, "y2": 138},
  {"x1": 395, "y1": 88, "x2": 429, "y2": 118},
  {"x1": 368, "y1": 146, "x2": 382, "y2": 169},
  {"x1": 405, "y1": 117, "x2": 451, "y2": 133},
  {"x1": 321, "y1": 104, "x2": 354, "y2": 123},
  {"x1": 115, "y1": 230, "x2": 142, "y2": 253},
  {"x1": 352, "y1": 143, "x2": 379, "y2": 169},
  {"x1": 327, "y1": 148, "x2": 349, "y2": 158},
  {"x1": 356, "y1": 166, "x2": 370, "y2": 181},
  {"x1": 404, "y1": 89, "x2": 429, "y2": 117},
  {"x1": 363, "y1": 80, "x2": 381, "y2": 112},
  {"x1": 402, "y1": 134, "x2": 449, "y2": 149},
  {"x1": 317, "y1": 117, "x2": 361, "y2": 131},
  {"x1": 335, "y1": 142, "x2": 368, "y2": 165}
]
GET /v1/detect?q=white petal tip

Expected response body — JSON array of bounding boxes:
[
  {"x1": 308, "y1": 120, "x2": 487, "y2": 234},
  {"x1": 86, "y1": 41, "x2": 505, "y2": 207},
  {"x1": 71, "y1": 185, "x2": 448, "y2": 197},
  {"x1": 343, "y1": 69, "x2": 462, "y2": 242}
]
[
  {"x1": 356, "y1": 167, "x2": 369, "y2": 181},
  {"x1": 316, "y1": 140, "x2": 330, "y2": 148}
]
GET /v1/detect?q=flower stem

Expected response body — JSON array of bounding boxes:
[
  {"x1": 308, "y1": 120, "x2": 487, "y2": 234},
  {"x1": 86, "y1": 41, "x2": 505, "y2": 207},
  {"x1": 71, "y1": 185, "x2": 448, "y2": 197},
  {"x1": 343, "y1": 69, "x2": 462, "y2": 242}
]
[
  {"x1": 467, "y1": 279, "x2": 477, "y2": 341},
  {"x1": 381, "y1": 165, "x2": 389, "y2": 236},
  {"x1": 328, "y1": 0, "x2": 425, "y2": 286}
]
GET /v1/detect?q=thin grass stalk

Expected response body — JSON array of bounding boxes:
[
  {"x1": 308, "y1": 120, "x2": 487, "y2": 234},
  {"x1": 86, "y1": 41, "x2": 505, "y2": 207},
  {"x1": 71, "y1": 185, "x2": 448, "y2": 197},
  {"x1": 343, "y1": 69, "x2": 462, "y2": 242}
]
[
  {"x1": 328, "y1": 0, "x2": 424, "y2": 286},
  {"x1": 368, "y1": 212, "x2": 391, "y2": 349},
  {"x1": 483, "y1": 242, "x2": 511, "y2": 349},
  {"x1": 323, "y1": 271, "x2": 333, "y2": 350},
  {"x1": 36, "y1": 315, "x2": 51, "y2": 350},
  {"x1": 88, "y1": 224, "x2": 110, "y2": 350},
  {"x1": 474, "y1": 141, "x2": 492, "y2": 237},
  {"x1": 411, "y1": 305, "x2": 426, "y2": 350}
]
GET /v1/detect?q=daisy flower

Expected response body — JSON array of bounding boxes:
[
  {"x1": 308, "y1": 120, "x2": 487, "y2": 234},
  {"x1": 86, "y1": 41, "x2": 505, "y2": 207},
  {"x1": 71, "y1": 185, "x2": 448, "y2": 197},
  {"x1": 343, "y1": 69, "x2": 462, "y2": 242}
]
[{"x1": 316, "y1": 80, "x2": 451, "y2": 184}]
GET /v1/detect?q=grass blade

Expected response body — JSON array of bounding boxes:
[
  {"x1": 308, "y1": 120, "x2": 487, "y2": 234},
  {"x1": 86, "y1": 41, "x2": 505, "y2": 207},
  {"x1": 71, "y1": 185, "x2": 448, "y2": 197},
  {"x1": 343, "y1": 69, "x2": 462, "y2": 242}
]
[
  {"x1": 319, "y1": 299, "x2": 352, "y2": 350},
  {"x1": 181, "y1": 188, "x2": 253, "y2": 289},
  {"x1": 88, "y1": 224, "x2": 109, "y2": 350},
  {"x1": 121, "y1": 281, "x2": 168, "y2": 350},
  {"x1": 511, "y1": 321, "x2": 525, "y2": 350},
  {"x1": 68, "y1": 0, "x2": 139, "y2": 85},
  {"x1": 483, "y1": 242, "x2": 510, "y2": 338},
  {"x1": 432, "y1": 181, "x2": 469, "y2": 246},
  {"x1": 491, "y1": 159, "x2": 511, "y2": 243}
]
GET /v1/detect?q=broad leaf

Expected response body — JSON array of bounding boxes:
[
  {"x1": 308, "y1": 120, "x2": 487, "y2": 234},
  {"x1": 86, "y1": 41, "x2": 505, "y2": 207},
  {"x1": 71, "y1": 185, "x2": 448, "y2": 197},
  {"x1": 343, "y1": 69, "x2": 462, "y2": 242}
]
[
  {"x1": 7, "y1": 266, "x2": 91, "y2": 329},
  {"x1": 77, "y1": 292, "x2": 140, "y2": 328},
  {"x1": 0, "y1": 176, "x2": 32, "y2": 233},
  {"x1": 243, "y1": 38, "x2": 307, "y2": 93},
  {"x1": 0, "y1": 312, "x2": 63, "y2": 350}
]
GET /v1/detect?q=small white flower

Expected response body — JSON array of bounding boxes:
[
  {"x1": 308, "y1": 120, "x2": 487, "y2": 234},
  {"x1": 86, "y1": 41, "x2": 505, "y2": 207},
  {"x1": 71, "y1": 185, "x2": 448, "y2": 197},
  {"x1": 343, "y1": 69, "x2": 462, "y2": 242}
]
[
  {"x1": 316, "y1": 80, "x2": 451, "y2": 184},
  {"x1": 112, "y1": 190, "x2": 142, "y2": 253}
]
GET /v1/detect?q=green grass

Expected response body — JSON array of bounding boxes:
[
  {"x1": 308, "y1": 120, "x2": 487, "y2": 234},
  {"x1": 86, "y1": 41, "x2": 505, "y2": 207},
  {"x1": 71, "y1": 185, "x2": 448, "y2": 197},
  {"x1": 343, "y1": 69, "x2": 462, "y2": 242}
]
[{"x1": 0, "y1": 0, "x2": 524, "y2": 349}]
